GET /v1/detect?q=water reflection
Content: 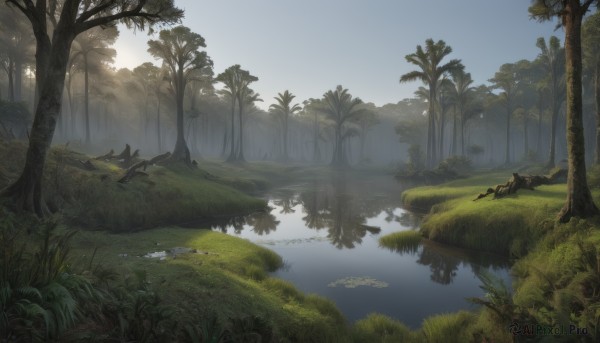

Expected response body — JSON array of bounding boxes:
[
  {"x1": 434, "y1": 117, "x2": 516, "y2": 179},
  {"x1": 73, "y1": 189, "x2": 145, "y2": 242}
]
[
  {"x1": 382, "y1": 239, "x2": 509, "y2": 285},
  {"x1": 211, "y1": 173, "x2": 409, "y2": 249},
  {"x1": 208, "y1": 172, "x2": 512, "y2": 326}
]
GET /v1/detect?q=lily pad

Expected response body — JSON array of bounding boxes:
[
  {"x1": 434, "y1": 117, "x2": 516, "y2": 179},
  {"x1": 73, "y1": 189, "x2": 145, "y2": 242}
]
[{"x1": 327, "y1": 276, "x2": 389, "y2": 289}]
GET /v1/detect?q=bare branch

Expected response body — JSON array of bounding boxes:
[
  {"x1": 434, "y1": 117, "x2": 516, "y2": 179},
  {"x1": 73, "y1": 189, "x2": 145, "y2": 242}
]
[{"x1": 76, "y1": 0, "x2": 116, "y2": 24}]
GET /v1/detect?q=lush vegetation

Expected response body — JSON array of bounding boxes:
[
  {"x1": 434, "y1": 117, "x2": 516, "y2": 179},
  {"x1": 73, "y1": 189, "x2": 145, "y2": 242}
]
[{"x1": 376, "y1": 168, "x2": 600, "y2": 342}]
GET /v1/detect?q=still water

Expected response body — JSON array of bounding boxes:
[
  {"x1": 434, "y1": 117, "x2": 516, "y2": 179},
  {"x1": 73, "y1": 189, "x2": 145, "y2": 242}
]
[{"x1": 211, "y1": 172, "x2": 510, "y2": 328}]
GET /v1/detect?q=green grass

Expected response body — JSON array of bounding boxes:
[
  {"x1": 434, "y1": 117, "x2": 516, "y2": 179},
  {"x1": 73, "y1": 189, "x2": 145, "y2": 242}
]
[
  {"x1": 398, "y1": 172, "x2": 571, "y2": 256},
  {"x1": 68, "y1": 226, "x2": 351, "y2": 341},
  {"x1": 378, "y1": 230, "x2": 422, "y2": 254},
  {"x1": 421, "y1": 311, "x2": 475, "y2": 343},
  {"x1": 400, "y1": 172, "x2": 509, "y2": 212},
  {"x1": 351, "y1": 313, "x2": 420, "y2": 343}
]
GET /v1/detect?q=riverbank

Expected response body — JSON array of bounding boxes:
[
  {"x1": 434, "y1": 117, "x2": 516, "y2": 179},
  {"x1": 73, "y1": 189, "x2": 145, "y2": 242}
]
[{"x1": 380, "y1": 169, "x2": 600, "y2": 341}]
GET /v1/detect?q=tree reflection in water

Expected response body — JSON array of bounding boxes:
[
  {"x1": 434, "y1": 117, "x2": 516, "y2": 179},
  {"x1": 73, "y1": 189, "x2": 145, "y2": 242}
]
[
  {"x1": 383, "y1": 239, "x2": 509, "y2": 285},
  {"x1": 246, "y1": 211, "x2": 280, "y2": 235}
]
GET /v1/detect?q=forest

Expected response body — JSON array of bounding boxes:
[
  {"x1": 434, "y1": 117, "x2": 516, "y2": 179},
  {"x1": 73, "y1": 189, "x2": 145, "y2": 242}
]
[{"x1": 1, "y1": 0, "x2": 600, "y2": 342}]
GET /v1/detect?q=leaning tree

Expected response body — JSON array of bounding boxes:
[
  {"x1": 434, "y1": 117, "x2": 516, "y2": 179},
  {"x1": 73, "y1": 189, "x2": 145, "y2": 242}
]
[
  {"x1": 530, "y1": 0, "x2": 599, "y2": 222},
  {"x1": 1, "y1": 0, "x2": 182, "y2": 217},
  {"x1": 148, "y1": 25, "x2": 213, "y2": 166}
]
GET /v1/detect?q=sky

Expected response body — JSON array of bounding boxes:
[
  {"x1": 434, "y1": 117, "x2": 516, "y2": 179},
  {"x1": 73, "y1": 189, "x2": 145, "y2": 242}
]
[{"x1": 113, "y1": 0, "x2": 559, "y2": 110}]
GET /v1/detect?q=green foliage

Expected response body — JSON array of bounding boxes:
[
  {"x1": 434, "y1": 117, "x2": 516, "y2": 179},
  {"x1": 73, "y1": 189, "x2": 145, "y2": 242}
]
[
  {"x1": 0, "y1": 214, "x2": 96, "y2": 342},
  {"x1": 437, "y1": 155, "x2": 471, "y2": 175},
  {"x1": 379, "y1": 230, "x2": 422, "y2": 254},
  {"x1": 421, "y1": 311, "x2": 475, "y2": 343},
  {"x1": 352, "y1": 313, "x2": 419, "y2": 343},
  {"x1": 407, "y1": 144, "x2": 424, "y2": 173}
]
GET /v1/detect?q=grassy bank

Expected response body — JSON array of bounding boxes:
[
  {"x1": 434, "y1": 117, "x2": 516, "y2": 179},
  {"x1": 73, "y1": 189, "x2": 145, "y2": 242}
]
[
  {"x1": 400, "y1": 172, "x2": 571, "y2": 257},
  {"x1": 379, "y1": 170, "x2": 600, "y2": 341},
  {"x1": 67, "y1": 226, "x2": 350, "y2": 341}
]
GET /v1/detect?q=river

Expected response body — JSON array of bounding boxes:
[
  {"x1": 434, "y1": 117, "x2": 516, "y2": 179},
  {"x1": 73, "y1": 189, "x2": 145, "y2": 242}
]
[{"x1": 211, "y1": 172, "x2": 510, "y2": 328}]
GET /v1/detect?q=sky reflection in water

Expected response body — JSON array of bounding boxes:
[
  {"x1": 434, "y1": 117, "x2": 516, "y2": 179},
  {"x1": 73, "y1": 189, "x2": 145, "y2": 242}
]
[{"x1": 211, "y1": 174, "x2": 510, "y2": 328}]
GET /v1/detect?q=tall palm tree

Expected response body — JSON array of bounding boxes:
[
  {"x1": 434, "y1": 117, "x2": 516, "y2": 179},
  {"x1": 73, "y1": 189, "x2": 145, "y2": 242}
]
[
  {"x1": 270, "y1": 90, "x2": 302, "y2": 161},
  {"x1": 536, "y1": 36, "x2": 565, "y2": 168},
  {"x1": 448, "y1": 70, "x2": 474, "y2": 156},
  {"x1": 321, "y1": 85, "x2": 364, "y2": 167},
  {"x1": 216, "y1": 65, "x2": 240, "y2": 162},
  {"x1": 400, "y1": 39, "x2": 463, "y2": 168},
  {"x1": 530, "y1": 0, "x2": 599, "y2": 222},
  {"x1": 489, "y1": 63, "x2": 520, "y2": 165},
  {"x1": 237, "y1": 87, "x2": 261, "y2": 161}
]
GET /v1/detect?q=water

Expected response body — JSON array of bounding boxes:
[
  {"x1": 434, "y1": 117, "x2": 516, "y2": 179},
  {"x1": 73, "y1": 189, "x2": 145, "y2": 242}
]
[{"x1": 210, "y1": 172, "x2": 510, "y2": 328}]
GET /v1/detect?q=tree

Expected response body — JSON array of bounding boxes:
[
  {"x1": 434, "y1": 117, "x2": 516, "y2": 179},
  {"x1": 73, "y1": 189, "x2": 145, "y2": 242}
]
[
  {"x1": 72, "y1": 26, "x2": 117, "y2": 146},
  {"x1": 269, "y1": 90, "x2": 301, "y2": 161},
  {"x1": 0, "y1": 5, "x2": 34, "y2": 103},
  {"x1": 582, "y1": 12, "x2": 600, "y2": 164},
  {"x1": 536, "y1": 36, "x2": 565, "y2": 167},
  {"x1": 234, "y1": 71, "x2": 258, "y2": 162},
  {"x1": 215, "y1": 65, "x2": 258, "y2": 162},
  {"x1": 321, "y1": 85, "x2": 364, "y2": 167},
  {"x1": 489, "y1": 63, "x2": 520, "y2": 165},
  {"x1": 1, "y1": 0, "x2": 182, "y2": 217},
  {"x1": 448, "y1": 70, "x2": 474, "y2": 156},
  {"x1": 530, "y1": 0, "x2": 599, "y2": 222},
  {"x1": 133, "y1": 62, "x2": 168, "y2": 152},
  {"x1": 400, "y1": 39, "x2": 463, "y2": 168},
  {"x1": 148, "y1": 25, "x2": 213, "y2": 166}
]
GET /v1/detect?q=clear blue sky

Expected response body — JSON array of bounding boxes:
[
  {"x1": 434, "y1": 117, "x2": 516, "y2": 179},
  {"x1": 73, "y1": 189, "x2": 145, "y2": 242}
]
[{"x1": 113, "y1": 0, "x2": 559, "y2": 109}]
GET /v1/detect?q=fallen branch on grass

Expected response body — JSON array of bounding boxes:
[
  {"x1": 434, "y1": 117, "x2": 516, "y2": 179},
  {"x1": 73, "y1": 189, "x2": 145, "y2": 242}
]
[
  {"x1": 118, "y1": 152, "x2": 171, "y2": 183},
  {"x1": 473, "y1": 169, "x2": 566, "y2": 201}
]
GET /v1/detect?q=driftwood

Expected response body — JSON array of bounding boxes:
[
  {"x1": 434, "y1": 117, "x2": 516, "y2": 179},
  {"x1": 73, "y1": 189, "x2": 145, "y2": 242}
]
[
  {"x1": 473, "y1": 170, "x2": 566, "y2": 201},
  {"x1": 95, "y1": 145, "x2": 139, "y2": 167},
  {"x1": 118, "y1": 152, "x2": 171, "y2": 183},
  {"x1": 94, "y1": 149, "x2": 114, "y2": 161}
]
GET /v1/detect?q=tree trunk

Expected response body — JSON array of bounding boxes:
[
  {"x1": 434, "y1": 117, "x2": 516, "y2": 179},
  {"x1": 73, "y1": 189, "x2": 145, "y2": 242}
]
[
  {"x1": 14, "y1": 59, "x2": 22, "y2": 102},
  {"x1": 283, "y1": 112, "x2": 289, "y2": 161},
  {"x1": 7, "y1": 58, "x2": 14, "y2": 102},
  {"x1": 505, "y1": 100, "x2": 511, "y2": 165},
  {"x1": 558, "y1": 2, "x2": 599, "y2": 222},
  {"x1": 156, "y1": 95, "x2": 161, "y2": 153},
  {"x1": 226, "y1": 97, "x2": 236, "y2": 162},
  {"x1": 537, "y1": 90, "x2": 544, "y2": 159},
  {"x1": 428, "y1": 86, "x2": 437, "y2": 168},
  {"x1": 84, "y1": 53, "x2": 90, "y2": 146},
  {"x1": 452, "y1": 104, "x2": 457, "y2": 156},
  {"x1": 237, "y1": 100, "x2": 245, "y2": 162},
  {"x1": 170, "y1": 66, "x2": 191, "y2": 165},
  {"x1": 2, "y1": 25, "x2": 74, "y2": 217},
  {"x1": 524, "y1": 113, "x2": 529, "y2": 158},
  {"x1": 595, "y1": 62, "x2": 600, "y2": 164},
  {"x1": 548, "y1": 88, "x2": 559, "y2": 168}
]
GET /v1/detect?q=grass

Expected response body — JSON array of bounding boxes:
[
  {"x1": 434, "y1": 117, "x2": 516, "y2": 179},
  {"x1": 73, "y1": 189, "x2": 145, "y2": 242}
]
[
  {"x1": 422, "y1": 311, "x2": 475, "y2": 343},
  {"x1": 68, "y1": 226, "x2": 351, "y2": 341},
  {"x1": 351, "y1": 313, "x2": 419, "y2": 343},
  {"x1": 397, "y1": 172, "x2": 570, "y2": 256},
  {"x1": 400, "y1": 172, "x2": 509, "y2": 213},
  {"x1": 378, "y1": 229, "x2": 422, "y2": 254}
]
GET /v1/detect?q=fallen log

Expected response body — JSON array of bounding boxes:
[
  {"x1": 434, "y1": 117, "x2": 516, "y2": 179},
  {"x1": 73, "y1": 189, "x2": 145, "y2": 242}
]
[
  {"x1": 118, "y1": 152, "x2": 171, "y2": 183},
  {"x1": 94, "y1": 149, "x2": 114, "y2": 161},
  {"x1": 473, "y1": 171, "x2": 564, "y2": 201}
]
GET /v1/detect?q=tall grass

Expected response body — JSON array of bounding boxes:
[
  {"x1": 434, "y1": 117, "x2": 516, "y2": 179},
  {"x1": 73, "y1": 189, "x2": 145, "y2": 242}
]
[
  {"x1": 379, "y1": 230, "x2": 422, "y2": 254},
  {"x1": 422, "y1": 311, "x2": 475, "y2": 343}
]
